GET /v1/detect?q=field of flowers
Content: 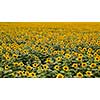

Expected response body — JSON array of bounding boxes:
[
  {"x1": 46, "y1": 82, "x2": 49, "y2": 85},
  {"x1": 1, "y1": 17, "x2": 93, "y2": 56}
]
[{"x1": 0, "y1": 22, "x2": 100, "y2": 78}]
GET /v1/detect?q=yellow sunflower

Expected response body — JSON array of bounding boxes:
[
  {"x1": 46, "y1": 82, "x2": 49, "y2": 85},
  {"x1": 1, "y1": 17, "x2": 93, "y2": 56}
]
[
  {"x1": 46, "y1": 58, "x2": 52, "y2": 63},
  {"x1": 78, "y1": 54, "x2": 83, "y2": 58},
  {"x1": 42, "y1": 64, "x2": 49, "y2": 70},
  {"x1": 77, "y1": 57, "x2": 82, "y2": 62},
  {"x1": 76, "y1": 72, "x2": 83, "y2": 78},
  {"x1": 63, "y1": 66, "x2": 69, "y2": 71},
  {"x1": 56, "y1": 73, "x2": 64, "y2": 78},
  {"x1": 86, "y1": 71, "x2": 92, "y2": 77},
  {"x1": 56, "y1": 57, "x2": 62, "y2": 62},
  {"x1": 25, "y1": 71, "x2": 30, "y2": 77},
  {"x1": 12, "y1": 54, "x2": 18, "y2": 59},
  {"x1": 32, "y1": 63, "x2": 39, "y2": 68},
  {"x1": 17, "y1": 71, "x2": 23, "y2": 77},
  {"x1": 94, "y1": 56, "x2": 100, "y2": 62},
  {"x1": 65, "y1": 53, "x2": 71, "y2": 59},
  {"x1": 82, "y1": 62, "x2": 87, "y2": 68},
  {"x1": 54, "y1": 65, "x2": 60, "y2": 71},
  {"x1": 72, "y1": 63, "x2": 78, "y2": 69},
  {"x1": 26, "y1": 65, "x2": 32, "y2": 71},
  {"x1": 19, "y1": 62, "x2": 24, "y2": 67},
  {"x1": 29, "y1": 72, "x2": 36, "y2": 78},
  {"x1": 4, "y1": 65, "x2": 9, "y2": 70},
  {"x1": 88, "y1": 48, "x2": 93, "y2": 52},
  {"x1": 90, "y1": 63, "x2": 96, "y2": 68},
  {"x1": 13, "y1": 62, "x2": 19, "y2": 67}
]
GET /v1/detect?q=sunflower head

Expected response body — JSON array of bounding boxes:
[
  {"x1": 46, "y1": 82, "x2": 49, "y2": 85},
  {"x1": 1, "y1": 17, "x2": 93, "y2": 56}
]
[
  {"x1": 78, "y1": 54, "x2": 83, "y2": 58},
  {"x1": 88, "y1": 48, "x2": 93, "y2": 52},
  {"x1": 12, "y1": 54, "x2": 18, "y2": 58},
  {"x1": 65, "y1": 53, "x2": 71, "y2": 59},
  {"x1": 13, "y1": 62, "x2": 19, "y2": 67},
  {"x1": 32, "y1": 63, "x2": 39, "y2": 68},
  {"x1": 90, "y1": 63, "x2": 96, "y2": 68},
  {"x1": 72, "y1": 63, "x2": 78, "y2": 69},
  {"x1": 19, "y1": 62, "x2": 24, "y2": 67},
  {"x1": 63, "y1": 66, "x2": 69, "y2": 71},
  {"x1": 54, "y1": 65, "x2": 60, "y2": 71},
  {"x1": 94, "y1": 56, "x2": 100, "y2": 62},
  {"x1": 25, "y1": 71, "x2": 30, "y2": 77},
  {"x1": 77, "y1": 57, "x2": 82, "y2": 62},
  {"x1": 42, "y1": 64, "x2": 49, "y2": 70},
  {"x1": 17, "y1": 71, "x2": 23, "y2": 77},
  {"x1": 29, "y1": 72, "x2": 36, "y2": 78},
  {"x1": 76, "y1": 72, "x2": 83, "y2": 78},
  {"x1": 56, "y1": 73, "x2": 64, "y2": 78},
  {"x1": 4, "y1": 65, "x2": 9, "y2": 70},
  {"x1": 26, "y1": 65, "x2": 32, "y2": 71},
  {"x1": 46, "y1": 58, "x2": 52, "y2": 63},
  {"x1": 82, "y1": 47, "x2": 87, "y2": 51},
  {"x1": 82, "y1": 62, "x2": 87, "y2": 68},
  {"x1": 86, "y1": 71, "x2": 92, "y2": 77},
  {"x1": 56, "y1": 57, "x2": 62, "y2": 62}
]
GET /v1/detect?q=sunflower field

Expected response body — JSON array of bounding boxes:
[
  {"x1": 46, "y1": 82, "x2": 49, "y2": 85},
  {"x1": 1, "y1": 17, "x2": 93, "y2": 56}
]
[{"x1": 0, "y1": 22, "x2": 100, "y2": 78}]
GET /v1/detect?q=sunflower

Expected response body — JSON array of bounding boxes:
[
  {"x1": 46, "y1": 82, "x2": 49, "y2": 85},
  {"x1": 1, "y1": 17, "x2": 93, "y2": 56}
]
[
  {"x1": 56, "y1": 57, "x2": 62, "y2": 62},
  {"x1": 12, "y1": 54, "x2": 18, "y2": 58},
  {"x1": 76, "y1": 72, "x2": 83, "y2": 78},
  {"x1": 63, "y1": 66, "x2": 69, "y2": 71},
  {"x1": 94, "y1": 52, "x2": 98, "y2": 57},
  {"x1": 46, "y1": 58, "x2": 52, "y2": 63},
  {"x1": 13, "y1": 62, "x2": 19, "y2": 67},
  {"x1": 94, "y1": 56, "x2": 100, "y2": 62},
  {"x1": 96, "y1": 49, "x2": 100, "y2": 53},
  {"x1": 72, "y1": 52, "x2": 78, "y2": 56},
  {"x1": 77, "y1": 57, "x2": 82, "y2": 62},
  {"x1": 4, "y1": 65, "x2": 9, "y2": 70},
  {"x1": 32, "y1": 63, "x2": 39, "y2": 68},
  {"x1": 26, "y1": 65, "x2": 32, "y2": 71},
  {"x1": 34, "y1": 56, "x2": 39, "y2": 61},
  {"x1": 88, "y1": 48, "x2": 93, "y2": 52},
  {"x1": 17, "y1": 71, "x2": 23, "y2": 77},
  {"x1": 42, "y1": 64, "x2": 49, "y2": 70},
  {"x1": 25, "y1": 71, "x2": 30, "y2": 77},
  {"x1": 53, "y1": 50, "x2": 58, "y2": 55},
  {"x1": 54, "y1": 65, "x2": 60, "y2": 71},
  {"x1": 23, "y1": 50, "x2": 28, "y2": 54},
  {"x1": 56, "y1": 73, "x2": 64, "y2": 78},
  {"x1": 82, "y1": 47, "x2": 87, "y2": 51},
  {"x1": 6, "y1": 47, "x2": 11, "y2": 51},
  {"x1": 65, "y1": 53, "x2": 71, "y2": 59},
  {"x1": 82, "y1": 62, "x2": 87, "y2": 68},
  {"x1": 90, "y1": 63, "x2": 96, "y2": 68},
  {"x1": 29, "y1": 72, "x2": 36, "y2": 78},
  {"x1": 4, "y1": 55, "x2": 11, "y2": 61},
  {"x1": 86, "y1": 71, "x2": 92, "y2": 77},
  {"x1": 19, "y1": 62, "x2": 24, "y2": 67},
  {"x1": 78, "y1": 54, "x2": 83, "y2": 58},
  {"x1": 72, "y1": 63, "x2": 78, "y2": 69}
]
